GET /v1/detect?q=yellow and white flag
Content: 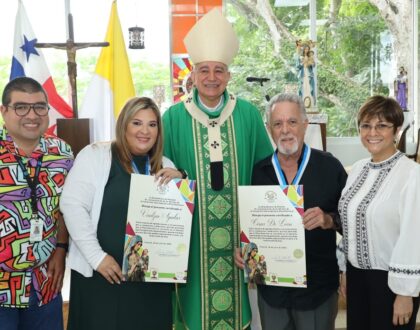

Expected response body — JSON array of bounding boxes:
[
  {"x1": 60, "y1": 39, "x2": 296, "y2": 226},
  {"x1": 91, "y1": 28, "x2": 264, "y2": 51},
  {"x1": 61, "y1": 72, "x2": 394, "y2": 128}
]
[{"x1": 80, "y1": 1, "x2": 135, "y2": 142}]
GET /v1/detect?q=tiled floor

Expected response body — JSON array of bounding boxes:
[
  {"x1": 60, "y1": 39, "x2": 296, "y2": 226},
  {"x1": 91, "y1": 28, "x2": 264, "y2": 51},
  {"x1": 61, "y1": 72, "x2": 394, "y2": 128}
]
[
  {"x1": 62, "y1": 303, "x2": 420, "y2": 330},
  {"x1": 335, "y1": 309, "x2": 346, "y2": 329},
  {"x1": 62, "y1": 269, "x2": 420, "y2": 330}
]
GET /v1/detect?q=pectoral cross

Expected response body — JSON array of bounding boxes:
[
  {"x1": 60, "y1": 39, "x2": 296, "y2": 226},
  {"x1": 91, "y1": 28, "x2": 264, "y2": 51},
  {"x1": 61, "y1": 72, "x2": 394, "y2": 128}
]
[{"x1": 35, "y1": 12, "x2": 109, "y2": 118}]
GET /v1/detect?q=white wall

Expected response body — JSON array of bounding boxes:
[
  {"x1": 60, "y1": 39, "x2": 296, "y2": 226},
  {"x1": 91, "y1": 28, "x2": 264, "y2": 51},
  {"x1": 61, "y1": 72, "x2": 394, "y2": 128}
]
[
  {"x1": 326, "y1": 137, "x2": 417, "y2": 168},
  {"x1": 326, "y1": 137, "x2": 369, "y2": 168}
]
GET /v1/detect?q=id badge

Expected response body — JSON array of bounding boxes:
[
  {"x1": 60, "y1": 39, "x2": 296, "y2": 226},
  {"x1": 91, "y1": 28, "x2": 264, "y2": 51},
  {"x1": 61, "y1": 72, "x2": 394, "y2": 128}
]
[{"x1": 30, "y1": 219, "x2": 43, "y2": 242}]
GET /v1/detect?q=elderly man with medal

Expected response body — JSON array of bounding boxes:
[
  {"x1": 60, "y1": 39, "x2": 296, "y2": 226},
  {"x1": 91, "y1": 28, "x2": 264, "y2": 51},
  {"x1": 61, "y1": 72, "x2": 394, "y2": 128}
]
[
  {"x1": 163, "y1": 8, "x2": 274, "y2": 330},
  {"x1": 235, "y1": 93, "x2": 347, "y2": 330}
]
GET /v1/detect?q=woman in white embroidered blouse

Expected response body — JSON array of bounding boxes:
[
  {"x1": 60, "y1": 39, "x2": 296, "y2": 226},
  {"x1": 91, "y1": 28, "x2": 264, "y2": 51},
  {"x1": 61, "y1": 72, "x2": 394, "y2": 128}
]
[{"x1": 338, "y1": 95, "x2": 420, "y2": 330}]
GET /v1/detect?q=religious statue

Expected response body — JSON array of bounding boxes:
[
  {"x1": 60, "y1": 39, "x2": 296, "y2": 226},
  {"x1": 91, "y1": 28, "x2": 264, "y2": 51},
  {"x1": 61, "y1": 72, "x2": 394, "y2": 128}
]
[
  {"x1": 394, "y1": 66, "x2": 408, "y2": 111},
  {"x1": 153, "y1": 85, "x2": 166, "y2": 108},
  {"x1": 295, "y1": 40, "x2": 316, "y2": 109}
]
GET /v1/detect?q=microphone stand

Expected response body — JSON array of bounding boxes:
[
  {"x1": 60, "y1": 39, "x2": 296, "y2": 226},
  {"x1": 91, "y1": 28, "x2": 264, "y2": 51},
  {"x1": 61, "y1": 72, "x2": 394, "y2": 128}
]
[
  {"x1": 260, "y1": 81, "x2": 270, "y2": 103},
  {"x1": 247, "y1": 79, "x2": 271, "y2": 102}
]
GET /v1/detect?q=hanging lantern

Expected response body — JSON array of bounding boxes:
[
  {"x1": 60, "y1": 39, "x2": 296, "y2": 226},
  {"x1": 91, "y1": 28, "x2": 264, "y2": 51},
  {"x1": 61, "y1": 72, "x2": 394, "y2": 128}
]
[{"x1": 129, "y1": 26, "x2": 145, "y2": 49}]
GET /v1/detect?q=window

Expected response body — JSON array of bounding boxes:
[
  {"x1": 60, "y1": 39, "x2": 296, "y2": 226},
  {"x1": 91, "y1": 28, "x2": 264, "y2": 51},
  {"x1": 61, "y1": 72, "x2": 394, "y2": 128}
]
[{"x1": 227, "y1": 0, "x2": 414, "y2": 137}]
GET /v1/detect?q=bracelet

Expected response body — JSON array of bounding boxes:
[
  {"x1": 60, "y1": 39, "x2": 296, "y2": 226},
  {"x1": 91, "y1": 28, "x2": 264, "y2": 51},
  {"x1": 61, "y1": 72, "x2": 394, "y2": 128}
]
[
  {"x1": 178, "y1": 168, "x2": 188, "y2": 179},
  {"x1": 56, "y1": 242, "x2": 69, "y2": 253}
]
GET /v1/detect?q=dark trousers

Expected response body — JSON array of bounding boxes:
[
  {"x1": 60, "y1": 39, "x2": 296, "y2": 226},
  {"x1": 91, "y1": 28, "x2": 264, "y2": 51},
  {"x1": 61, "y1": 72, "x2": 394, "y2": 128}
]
[
  {"x1": 347, "y1": 262, "x2": 420, "y2": 330},
  {"x1": 0, "y1": 286, "x2": 63, "y2": 330},
  {"x1": 258, "y1": 290, "x2": 338, "y2": 330}
]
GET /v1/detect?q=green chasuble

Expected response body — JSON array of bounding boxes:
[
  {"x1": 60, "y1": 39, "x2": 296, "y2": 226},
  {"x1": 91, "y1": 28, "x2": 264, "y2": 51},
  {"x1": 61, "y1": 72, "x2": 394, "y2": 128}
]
[{"x1": 163, "y1": 89, "x2": 273, "y2": 330}]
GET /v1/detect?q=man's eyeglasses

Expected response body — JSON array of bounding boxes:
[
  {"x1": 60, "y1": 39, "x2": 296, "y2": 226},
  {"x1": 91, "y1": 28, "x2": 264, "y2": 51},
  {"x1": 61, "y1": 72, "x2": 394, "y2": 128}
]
[
  {"x1": 6, "y1": 103, "x2": 50, "y2": 117},
  {"x1": 359, "y1": 123, "x2": 394, "y2": 133}
]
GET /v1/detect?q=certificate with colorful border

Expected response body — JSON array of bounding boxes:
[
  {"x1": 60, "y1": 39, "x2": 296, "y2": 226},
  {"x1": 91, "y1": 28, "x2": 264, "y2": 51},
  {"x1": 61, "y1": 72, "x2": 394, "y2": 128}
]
[
  {"x1": 122, "y1": 174, "x2": 196, "y2": 283},
  {"x1": 238, "y1": 185, "x2": 307, "y2": 288}
]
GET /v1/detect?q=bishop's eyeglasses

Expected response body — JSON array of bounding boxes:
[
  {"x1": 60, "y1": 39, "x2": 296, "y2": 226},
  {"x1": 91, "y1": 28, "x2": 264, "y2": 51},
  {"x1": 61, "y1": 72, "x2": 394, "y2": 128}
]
[{"x1": 6, "y1": 103, "x2": 50, "y2": 117}]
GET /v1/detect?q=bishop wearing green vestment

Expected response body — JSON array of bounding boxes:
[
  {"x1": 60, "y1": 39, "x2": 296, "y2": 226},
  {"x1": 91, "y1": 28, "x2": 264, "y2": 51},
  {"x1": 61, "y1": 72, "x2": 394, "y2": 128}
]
[{"x1": 163, "y1": 8, "x2": 273, "y2": 330}]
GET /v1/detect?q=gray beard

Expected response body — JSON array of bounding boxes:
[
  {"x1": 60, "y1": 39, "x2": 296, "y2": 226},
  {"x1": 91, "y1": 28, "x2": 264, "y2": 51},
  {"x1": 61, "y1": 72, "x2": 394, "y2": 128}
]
[{"x1": 277, "y1": 138, "x2": 299, "y2": 156}]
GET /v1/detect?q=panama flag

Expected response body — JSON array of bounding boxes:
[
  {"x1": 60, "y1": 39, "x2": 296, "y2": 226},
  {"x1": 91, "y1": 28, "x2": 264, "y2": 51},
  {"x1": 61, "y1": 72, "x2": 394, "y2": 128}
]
[
  {"x1": 80, "y1": 1, "x2": 135, "y2": 142},
  {"x1": 10, "y1": 0, "x2": 73, "y2": 134}
]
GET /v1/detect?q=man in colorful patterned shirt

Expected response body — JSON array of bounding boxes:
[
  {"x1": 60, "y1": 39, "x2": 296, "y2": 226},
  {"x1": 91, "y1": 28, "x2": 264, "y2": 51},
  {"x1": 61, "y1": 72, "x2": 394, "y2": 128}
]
[{"x1": 0, "y1": 77, "x2": 73, "y2": 330}]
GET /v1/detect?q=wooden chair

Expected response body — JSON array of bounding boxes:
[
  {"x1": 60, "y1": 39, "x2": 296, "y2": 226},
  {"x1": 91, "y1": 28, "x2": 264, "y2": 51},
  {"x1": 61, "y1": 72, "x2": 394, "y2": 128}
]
[
  {"x1": 406, "y1": 128, "x2": 420, "y2": 163},
  {"x1": 396, "y1": 124, "x2": 410, "y2": 153}
]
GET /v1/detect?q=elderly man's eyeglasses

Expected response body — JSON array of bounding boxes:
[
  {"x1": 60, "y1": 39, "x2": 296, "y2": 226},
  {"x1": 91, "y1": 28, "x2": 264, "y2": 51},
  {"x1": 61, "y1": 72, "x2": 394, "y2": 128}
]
[
  {"x1": 359, "y1": 123, "x2": 394, "y2": 133},
  {"x1": 6, "y1": 103, "x2": 50, "y2": 117}
]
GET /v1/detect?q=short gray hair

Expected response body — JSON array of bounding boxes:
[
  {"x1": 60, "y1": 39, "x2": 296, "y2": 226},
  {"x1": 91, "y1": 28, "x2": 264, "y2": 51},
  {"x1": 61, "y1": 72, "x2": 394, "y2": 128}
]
[{"x1": 265, "y1": 93, "x2": 307, "y2": 124}]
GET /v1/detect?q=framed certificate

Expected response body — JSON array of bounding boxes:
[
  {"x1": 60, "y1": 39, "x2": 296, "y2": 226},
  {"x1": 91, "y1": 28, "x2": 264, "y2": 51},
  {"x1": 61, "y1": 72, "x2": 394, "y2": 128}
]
[
  {"x1": 122, "y1": 174, "x2": 196, "y2": 283},
  {"x1": 238, "y1": 185, "x2": 307, "y2": 288}
]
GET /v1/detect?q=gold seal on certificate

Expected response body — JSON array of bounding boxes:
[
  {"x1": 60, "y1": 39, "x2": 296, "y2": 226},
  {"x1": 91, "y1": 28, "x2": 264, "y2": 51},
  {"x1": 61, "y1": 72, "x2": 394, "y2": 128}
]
[
  {"x1": 238, "y1": 185, "x2": 307, "y2": 288},
  {"x1": 122, "y1": 174, "x2": 196, "y2": 283}
]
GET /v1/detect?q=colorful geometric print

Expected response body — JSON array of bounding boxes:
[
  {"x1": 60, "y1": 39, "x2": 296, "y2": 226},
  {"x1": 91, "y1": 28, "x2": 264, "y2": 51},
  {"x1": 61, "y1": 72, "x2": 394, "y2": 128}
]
[
  {"x1": 283, "y1": 185, "x2": 304, "y2": 216},
  {"x1": 175, "y1": 178, "x2": 196, "y2": 214},
  {"x1": 0, "y1": 271, "x2": 31, "y2": 306},
  {"x1": 0, "y1": 126, "x2": 73, "y2": 307}
]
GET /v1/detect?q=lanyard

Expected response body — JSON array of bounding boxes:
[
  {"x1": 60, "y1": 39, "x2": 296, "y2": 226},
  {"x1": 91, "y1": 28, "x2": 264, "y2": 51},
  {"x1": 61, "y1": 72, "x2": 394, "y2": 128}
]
[
  {"x1": 131, "y1": 157, "x2": 150, "y2": 175},
  {"x1": 15, "y1": 155, "x2": 43, "y2": 217},
  {"x1": 271, "y1": 144, "x2": 311, "y2": 188}
]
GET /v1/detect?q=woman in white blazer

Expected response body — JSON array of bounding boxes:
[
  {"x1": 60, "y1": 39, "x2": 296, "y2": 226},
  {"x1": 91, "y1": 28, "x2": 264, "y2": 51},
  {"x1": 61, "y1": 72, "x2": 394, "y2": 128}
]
[{"x1": 60, "y1": 97, "x2": 183, "y2": 330}]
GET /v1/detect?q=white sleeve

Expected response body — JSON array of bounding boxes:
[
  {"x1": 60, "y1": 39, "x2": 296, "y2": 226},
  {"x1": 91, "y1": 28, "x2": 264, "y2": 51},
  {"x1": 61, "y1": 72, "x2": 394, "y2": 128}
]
[
  {"x1": 162, "y1": 156, "x2": 176, "y2": 169},
  {"x1": 388, "y1": 166, "x2": 420, "y2": 296},
  {"x1": 60, "y1": 145, "x2": 107, "y2": 270},
  {"x1": 336, "y1": 238, "x2": 347, "y2": 273}
]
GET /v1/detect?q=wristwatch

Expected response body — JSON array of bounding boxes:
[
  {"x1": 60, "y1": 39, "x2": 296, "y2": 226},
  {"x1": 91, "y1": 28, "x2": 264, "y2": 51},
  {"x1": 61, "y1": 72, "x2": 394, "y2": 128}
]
[
  {"x1": 178, "y1": 168, "x2": 188, "y2": 179},
  {"x1": 56, "y1": 242, "x2": 69, "y2": 253}
]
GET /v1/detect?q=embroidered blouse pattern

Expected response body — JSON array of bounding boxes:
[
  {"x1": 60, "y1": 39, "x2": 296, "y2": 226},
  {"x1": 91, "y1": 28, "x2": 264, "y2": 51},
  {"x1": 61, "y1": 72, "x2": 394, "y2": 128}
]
[{"x1": 339, "y1": 152, "x2": 403, "y2": 269}]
